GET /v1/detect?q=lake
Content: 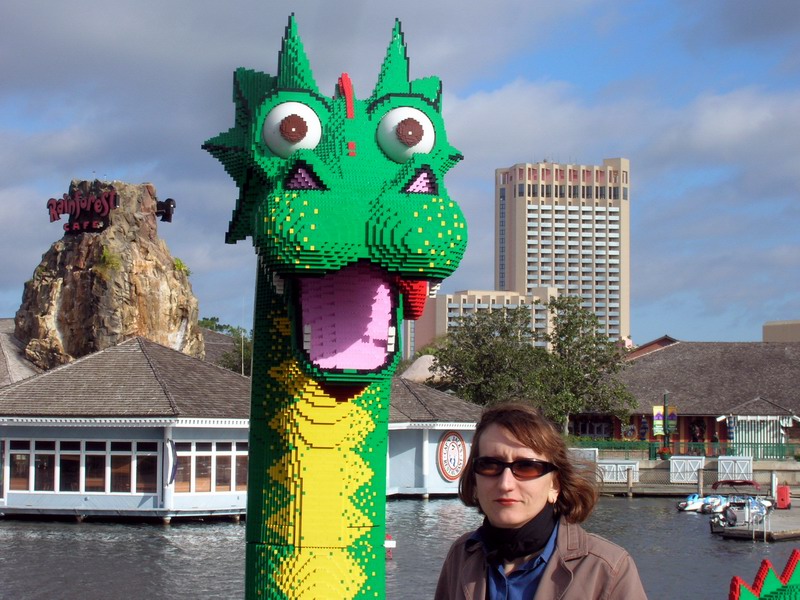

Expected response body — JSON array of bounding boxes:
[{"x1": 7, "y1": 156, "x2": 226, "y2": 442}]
[{"x1": 0, "y1": 497, "x2": 796, "y2": 598}]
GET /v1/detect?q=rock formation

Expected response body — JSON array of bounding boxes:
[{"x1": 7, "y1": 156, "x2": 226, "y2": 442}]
[{"x1": 15, "y1": 180, "x2": 204, "y2": 370}]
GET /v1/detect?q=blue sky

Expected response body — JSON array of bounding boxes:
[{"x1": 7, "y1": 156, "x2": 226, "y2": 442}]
[{"x1": 1, "y1": 0, "x2": 798, "y2": 344}]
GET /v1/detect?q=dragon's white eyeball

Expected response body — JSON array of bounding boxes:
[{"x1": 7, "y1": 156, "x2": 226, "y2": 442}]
[
  {"x1": 376, "y1": 107, "x2": 435, "y2": 163},
  {"x1": 262, "y1": 102, "x2": 322, "y2": 158}
]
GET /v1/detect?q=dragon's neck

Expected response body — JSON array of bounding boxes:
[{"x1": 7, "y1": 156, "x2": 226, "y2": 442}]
[{"x1": 245, "y1": 270, "x2": 393, "y2": 599}]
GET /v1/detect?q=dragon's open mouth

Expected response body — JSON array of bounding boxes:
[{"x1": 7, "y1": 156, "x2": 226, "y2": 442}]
[{"x1": 290, "y1": 262, "x2": 431, "y2": 378}]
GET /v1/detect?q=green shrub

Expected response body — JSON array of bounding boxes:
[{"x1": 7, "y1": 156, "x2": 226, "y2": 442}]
[
  {"x1": 93, "y1": 247, "x2": 122, "y2": 280},
  {"x1": 174, "y1": 257, "x2": 191, "y2": 276}
]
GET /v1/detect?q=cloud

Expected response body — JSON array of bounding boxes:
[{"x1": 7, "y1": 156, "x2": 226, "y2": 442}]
[
  {"x1": 0, "y1": 0, "x2": 798, "y2": 345},
  {"x1": 677, "y1": 0, "x2": 800, "y2": 47}
]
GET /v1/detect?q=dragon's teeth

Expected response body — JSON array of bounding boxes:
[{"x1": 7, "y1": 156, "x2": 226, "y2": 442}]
[
  {"x1": 428, "y1": 282, "x2": 441, "y2": 298},
  {"x1": 387, "y1": 326, "x2": 396, "y2": 353},
  {"x1": 272, "y1": 272, "x2": 285, "y2": 294},
  {"x1": 303, "y1": 324, "x2": 312, "y2": 352}
]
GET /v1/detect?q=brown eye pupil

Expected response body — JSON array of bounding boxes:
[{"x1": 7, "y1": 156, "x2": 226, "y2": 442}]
[
  {"x1": 396, "y1": 117, "x2": 424, "y2": 147},
  {"x1": 280, "y1": 114, "x2": 308, "y2": 143}
]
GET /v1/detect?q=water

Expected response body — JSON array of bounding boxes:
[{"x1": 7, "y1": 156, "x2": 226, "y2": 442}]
[{"x1": 0, "y1": 498, "x2": 796, "y2": 599}]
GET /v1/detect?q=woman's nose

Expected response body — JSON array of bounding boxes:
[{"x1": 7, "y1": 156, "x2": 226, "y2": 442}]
[{"x1": 496, "y1": 465, "x2": 517, "y2": 488}]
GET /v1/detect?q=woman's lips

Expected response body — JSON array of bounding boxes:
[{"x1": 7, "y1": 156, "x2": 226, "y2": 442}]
[{"x1": 495, "y1": 499, "x2": 518, "y2": 506}]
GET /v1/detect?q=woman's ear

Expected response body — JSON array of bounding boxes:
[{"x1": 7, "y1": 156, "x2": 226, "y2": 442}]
[{"x1": 548, "y1": 477, "x2": 560, "y2": 504}]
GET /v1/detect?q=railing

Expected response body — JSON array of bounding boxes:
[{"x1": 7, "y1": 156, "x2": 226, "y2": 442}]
[
  {"x1": 599, "y1": 466, "x2": 777, "y2": 490},
  {"x1": 569, "y1": 439, "x2": 800, "y2": 461}
]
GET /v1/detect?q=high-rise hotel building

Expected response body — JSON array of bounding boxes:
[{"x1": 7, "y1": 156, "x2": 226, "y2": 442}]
[{"x1": 495, "y1": 158, "x2": 631, "y2": 340}]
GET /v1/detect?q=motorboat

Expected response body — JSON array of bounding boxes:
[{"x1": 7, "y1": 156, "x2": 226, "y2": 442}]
[
  {"x1": 676, "y1": 492, "x2": 727, "y2": 512},
  {"x1": 708, "y1": 480, "x2": 773, "y2": 535}
]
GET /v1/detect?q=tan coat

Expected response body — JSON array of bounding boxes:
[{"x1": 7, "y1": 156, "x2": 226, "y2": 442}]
[{"x1": 435, "y1": 519, "x2": 648, "y2": 600}]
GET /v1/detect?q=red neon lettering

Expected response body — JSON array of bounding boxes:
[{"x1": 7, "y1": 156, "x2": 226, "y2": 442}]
[{"x1": 47, "y1": 198, "x2": 60, "y2": 222}]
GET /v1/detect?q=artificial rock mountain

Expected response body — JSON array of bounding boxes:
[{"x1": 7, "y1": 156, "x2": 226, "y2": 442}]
[{"x1": 15, "y1": 180, "x2": 204, "y2": 370}]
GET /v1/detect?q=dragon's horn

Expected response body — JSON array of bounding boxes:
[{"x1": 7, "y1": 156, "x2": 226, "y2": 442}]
[
  {"x1": 372, "y1": 19, "x2": 410, "y2": 98},
  {"x1": 277, "y1": 14, "x2": 319, "y2": 94}
]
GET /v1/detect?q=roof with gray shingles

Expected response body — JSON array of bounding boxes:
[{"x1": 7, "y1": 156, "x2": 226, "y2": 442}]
[
  {"x1": 0, "y1": 318, "x2": 40, "y2": 387},
  {"x1": 621, "y1": 341, "x2": 800, "y2": 416},
  {"x1": 0, "y1": 336, "x2": 250, "y2": 419},
  {"x1": 0, "y1": 333, "x2": 479, "y2": 424},
  {"x1": 391, "y1": 378, "x2": 482, "y2": 423},
  {"x1": 200, "y1": 327, "x2": 236, "y2": 366}
]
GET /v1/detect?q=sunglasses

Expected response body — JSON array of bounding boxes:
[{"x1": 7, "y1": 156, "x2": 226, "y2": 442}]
[{"x1": 473, "y1": 457, "x2": 557, "y2": 480}]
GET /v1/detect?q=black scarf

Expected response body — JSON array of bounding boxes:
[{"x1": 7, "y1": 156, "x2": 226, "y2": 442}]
[{"x1": 478, "y1": 502, "x2": 558, "y2": 565}]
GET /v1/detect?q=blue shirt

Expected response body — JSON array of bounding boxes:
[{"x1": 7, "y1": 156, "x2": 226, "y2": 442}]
[{"x1": 472, "y1": 521, "x2": 559, "y2": 600}]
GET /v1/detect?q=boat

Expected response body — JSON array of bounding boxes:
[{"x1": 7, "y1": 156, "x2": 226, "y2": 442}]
[
  {"x1": 708, "y1": 480, "x2": 773, "y2": 537},
  {"x1": 676, "y1": 492, "x2": 726, "y2": 513}
]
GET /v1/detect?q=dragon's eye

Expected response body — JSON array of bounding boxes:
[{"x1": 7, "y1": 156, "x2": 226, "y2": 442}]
[
  {"x1": 262, "y1": 102, "x2": 322, "y2": 158},
  {"x1": 376, "y1": 107, "x2": 435, "y2": 163}
]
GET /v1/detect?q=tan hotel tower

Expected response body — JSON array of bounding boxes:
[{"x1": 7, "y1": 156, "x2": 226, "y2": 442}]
[
  {"x1": 495, "y1": 158, "x2": 631, "y2": 341},
  {"x1": 408, "y1": 157, "x2": 630, "y2": 356}
]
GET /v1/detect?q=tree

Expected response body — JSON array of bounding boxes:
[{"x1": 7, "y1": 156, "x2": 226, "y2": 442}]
[
  {"x1": 198, "y1": 316, "x2": 224, "y2": 331},
  {"x1": 532, "y1": 296, "x2": 635, "y2": 432},
  {"x1": 218, "y1": 326, "x2": 253, "y2": 377},
  {"x1": 199, "y1": 316, "x2": 253, "y2": 376},
  {"x1": 427, "y1": 298, "x2": 635, "y2": 433},
  {"x1": 429, "y1": 307, "x2": 547, "y2": 405}
]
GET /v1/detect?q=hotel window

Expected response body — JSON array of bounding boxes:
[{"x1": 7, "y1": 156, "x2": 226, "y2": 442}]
[
  {"x1": 59, "y1": 441, "x2": 81, "y2": 492},
  {"x1": 235, "y1": 442, "x2": 247, "y2": 492},
  {"x1": 175, "y1": 443, "x2": 192, "y2": 492},
  {"x1": 195, "y1": 442, "x2": 213, "y2": 492},
  {"x1": 174, "y1": 441, "x2": 248, "y2": 493},
  {"x1": 9, "y1": 440, "x2": 31, "y2": 491},
  {"x1": 110, "y1": 442, "x2": 132, "y2": 493},
  {"x1": 34, "y1": 441, "x2": 56, "y2": 491},
  {"x1": 136, "y1": 442, "x2": 158, "y2": 493},
  {"x1": 85, "y1": 442, "x2": 106, "y2": 492},
  {"x1": 5, "y1": 439, "x2": 158, "y2": 494},
  {"x1": 215, "y1": 443, "x2": 233, "y2": 492}
]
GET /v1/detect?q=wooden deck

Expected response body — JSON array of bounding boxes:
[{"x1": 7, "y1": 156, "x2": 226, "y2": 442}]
[
  {"x1": 599, "y1": 483, "x2": 800, "y2": 541},
  {"x1": 712, "y1": 509, "x2": 800, "y2": 542}
]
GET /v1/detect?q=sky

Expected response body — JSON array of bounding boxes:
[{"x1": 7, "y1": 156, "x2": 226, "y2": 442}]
[{"x1": 1, "y1": 0, "x2": 799, "y2": 345}]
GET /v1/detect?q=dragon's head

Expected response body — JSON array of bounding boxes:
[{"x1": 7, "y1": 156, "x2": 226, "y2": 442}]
[{"x1": 204, "y1": 15, "x2": 467, "y2": 389}]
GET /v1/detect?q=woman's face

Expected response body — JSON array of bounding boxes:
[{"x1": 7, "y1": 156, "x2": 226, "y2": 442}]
[{"x1": 474, "y1": 423, "x2": 559, "y2": 529}]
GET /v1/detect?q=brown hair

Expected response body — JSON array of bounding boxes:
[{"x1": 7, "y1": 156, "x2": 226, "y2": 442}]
[{"x1": 458, "y1": 402, "x2": 598, "y2": 523}]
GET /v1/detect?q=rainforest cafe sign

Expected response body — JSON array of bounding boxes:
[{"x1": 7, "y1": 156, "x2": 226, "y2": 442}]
[{"x1": 47, "y1": 188, "x2": 118, "y2": 233}]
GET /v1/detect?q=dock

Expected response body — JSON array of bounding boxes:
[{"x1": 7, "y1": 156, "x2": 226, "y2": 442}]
[
  {"x1": 600, "y1": 482, "x2": 800, "y2": 542},
  {"x1": 713, "y1": 508, "x2": 800, "y2": 542}
]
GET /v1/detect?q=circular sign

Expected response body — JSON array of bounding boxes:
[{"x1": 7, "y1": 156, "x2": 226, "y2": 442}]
[{"x1": 437, "y1": 431, "x2": 466, "y2": 482}]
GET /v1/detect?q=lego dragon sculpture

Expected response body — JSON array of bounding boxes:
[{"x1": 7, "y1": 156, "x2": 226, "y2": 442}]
[
  {"x1": 729, "y1": 549, "x2": 800, "y2": 600},
  {"x1": 204, "y1": 16, "x2": 467, "y2": 599}
]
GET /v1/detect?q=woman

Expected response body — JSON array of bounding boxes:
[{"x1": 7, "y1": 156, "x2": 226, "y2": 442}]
[{"x1": 435, "y1": 403, "x2": 647, "y2": 599}]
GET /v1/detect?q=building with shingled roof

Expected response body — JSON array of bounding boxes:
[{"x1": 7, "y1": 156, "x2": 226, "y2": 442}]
[
  {"x1": 1, "y1": 330, "x2": 483, "y2": 518},
  {"x1": 0, "y1": 336, "x2": 251, "y2": 520},
  {"x1": 619, "y1": 340, "x2": 800, "y2": 457}
]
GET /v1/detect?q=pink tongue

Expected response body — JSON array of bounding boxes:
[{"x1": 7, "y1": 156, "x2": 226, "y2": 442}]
[{"x1": 299, "y1": 263, "x2": 392, "y2": 370}]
